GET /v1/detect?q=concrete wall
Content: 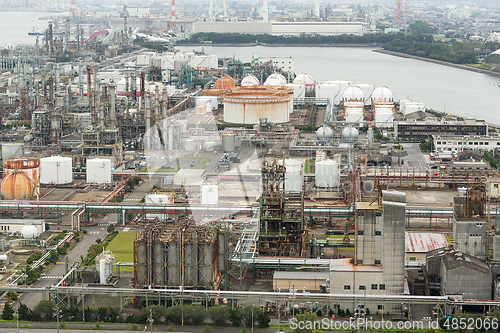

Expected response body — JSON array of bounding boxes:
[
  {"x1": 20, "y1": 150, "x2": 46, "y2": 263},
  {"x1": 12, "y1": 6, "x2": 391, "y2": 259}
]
[
  {"x1": 453, "y1": 220, "x2": 486, "y2": 260},
  {"x1": 355, "y1": 209, "x2": 382, "y2": 265}
]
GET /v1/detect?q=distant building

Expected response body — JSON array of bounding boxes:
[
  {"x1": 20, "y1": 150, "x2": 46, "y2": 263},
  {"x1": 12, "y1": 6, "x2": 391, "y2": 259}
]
[
  {"x1": 489, "y1": 178, "x2": 500, "y2": 203},
  {"x1": 273, "y1": 271, "x2": 329, "y2": 292},
  {"x1": 394, "y1": 119, "x2": 488, "y2": 139},
  {"x1": 433, "y1": 135, "x2": 500, "y2": 153}
]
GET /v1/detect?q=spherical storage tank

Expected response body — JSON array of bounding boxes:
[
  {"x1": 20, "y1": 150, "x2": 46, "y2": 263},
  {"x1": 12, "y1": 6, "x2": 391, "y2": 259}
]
[
  {"x1": 372, "y1": 86, "x2": 393, "y2": 102},
  {"x1": 21, "y1": 225, "x2": 38, "y2": 239},
  {"x1": 316, "y1": 125, "x2": 334, "y2": 141},
  {"x1": 342, "y1": 86, "x2": 364, "y2": 102},
  {"x1": 315, "y1": 160, "x2": 340, "y2": 188},
  {"x1": 241, "y1": 74, "x2": 259, "y2": 86},
  {"x1": 341, "y1": 126, "x2": 359, "y2": 142},
  {"x1": 284, "y1": 159, "x2": 303, "y2": 193},
  {"x1": 40, "y1": 156, "x2": 73, "y2": 185},
  {"x1": 1, "y1": 157, "x2": 39, "y2": 200},
  {"x1": 354, "y1": 84, "x2": 375, "y2": 105},
  {"x1": 213, "y1": 74, "x2": 236, "y2": 90},
  {"x1": 86, "y1": 158, "x2": 112, "y2": 184},
  {"x1": 223, "y1": 92, "x2": 289, "y2": 125}
]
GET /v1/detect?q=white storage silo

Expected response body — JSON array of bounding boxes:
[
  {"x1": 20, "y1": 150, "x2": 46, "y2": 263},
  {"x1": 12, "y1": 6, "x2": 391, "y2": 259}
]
[
  {"x1": 145, "y1": 193, "x2": 173, "y2": 220},
  {"x1": 315, "y1": 84, "x2": 341, "y2": 101},
  {"x1": 196, "y1": 96, "x2": 218, "y2": 111},
  {"x1": 184, "y1": 139, "x2": 196, "y2": 152},
  {"x1": 345, "y1": 108, "x2": 364, "y2": 127},
  {"x1": 40, "y1": 156, "x2": 73, "y2": 185},
  {"x1": 323, "y1": 80, "x2": 351, "y2": 104},
  {"x1": 201, "y1": 184, "x2": 219, "y2": 205},
  {"x1": 374, "y1": 107, "x2": 394, "y2": 128},
  {"x1": 284, "y1": 159, "x2": 303, "y2": 193},
  {"x1": 403, "y1": 102, "x2": 425, "y2": 117},
  {"x1": 2, "y1": 143, "x2": 24, "y2": 160},
  {"x1": 222, "y1": 133, "x2": 235, "y2": 152},
  {"x1": 315, "y1": 159, "x2": 340, "y2": 188},
  {"x1": 285, "y1": 83, "x2": 306, "y2": 99},
  {"x1": 86, "y1": 158, "x2": 112, "y2": 184}
]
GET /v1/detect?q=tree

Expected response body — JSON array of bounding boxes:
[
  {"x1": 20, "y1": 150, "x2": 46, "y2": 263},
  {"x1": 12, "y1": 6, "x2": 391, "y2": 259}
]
[
  {"x1": 2, "y1": 302, "x2": 14, "y2": 320},
  {"x1": 142, "y1": 305, "x2": 167, "y2": 324},
  {"x1": 241, "y1": 306, "x2": 256, "y2": 328},
  {"x1": 293, "y1": 312, "x2": 318, "y2": 333},
  {"x1": 107, "y1": 225, "x2": 115, "y2": 233},
  {"x1": 6, "y1": 291, "x2": 18, "y2": 302},
  {"x1": 208, "y1": 306, "x2": 229, "y2": 326},
  {"x1": 256, "y1": 310, "x2": 270, "y2": 328},
  {"x1": 228, "y1": 308, "x2": 242, "y2": 327},
  {"x1": 18, "y1": 303, "x2": 32, "y2": 321},
  {"x1": 165, "y1": 305, "x2": 183, "y2": 325},
  {"x1": 33, "y1": 300, "x2": 56, "y2": 322},
  {"x1": 188, "y1": 305, "x2": 207, "y2": 326}
]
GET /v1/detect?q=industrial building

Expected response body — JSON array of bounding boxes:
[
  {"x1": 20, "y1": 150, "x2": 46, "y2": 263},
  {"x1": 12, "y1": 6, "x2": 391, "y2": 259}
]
[
  {"x1": 405, "y1": 232, "x2": 449, "y2": 262},
  {"x1": 433, "y1": 134, "x2": 500, "y2": 152},
  {"x1": 395, "y1": 119, "x2": 488, "y2": 138},
  {"x1": 425, "y1": 247, "x2": 492, "y2": 300}
]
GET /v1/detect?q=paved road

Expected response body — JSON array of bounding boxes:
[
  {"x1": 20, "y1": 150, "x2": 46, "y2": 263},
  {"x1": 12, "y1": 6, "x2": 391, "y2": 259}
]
[
  {"x1": 19, "y1": 226, "x2": 107, "y2": 309},
  {"x1": 402, "y1": 143, "x2": 428, "y2": 169}
]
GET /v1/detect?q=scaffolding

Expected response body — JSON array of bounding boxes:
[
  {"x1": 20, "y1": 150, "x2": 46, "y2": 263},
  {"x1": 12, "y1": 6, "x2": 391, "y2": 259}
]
[{"x1": 258, "y1": 154, "x2": 306, "y2": 257}]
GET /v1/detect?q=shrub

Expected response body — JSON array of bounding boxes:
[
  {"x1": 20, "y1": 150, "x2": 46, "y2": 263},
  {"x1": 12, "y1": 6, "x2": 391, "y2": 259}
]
[
  {"x1": 129, "y1": 324, "x2": 140, "y2": 331},
  {"x1": 208, "y1": 306, "x2": 229, "y2": 327},
  {"x1": 165, "y1": 326, "x2": 177, "y2": 332},
  {"x1": 2, "y1": 302, "x2": 14, "y2": 320}
]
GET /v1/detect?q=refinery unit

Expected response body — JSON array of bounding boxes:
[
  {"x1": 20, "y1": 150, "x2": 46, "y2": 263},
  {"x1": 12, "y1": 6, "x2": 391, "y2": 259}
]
[{"x1": 2, "y1": 11, "x2": 500, "y2": 327}]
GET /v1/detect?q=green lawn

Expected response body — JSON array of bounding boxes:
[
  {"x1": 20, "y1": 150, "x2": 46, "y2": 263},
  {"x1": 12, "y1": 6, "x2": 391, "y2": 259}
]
[
  {"x1": 199, "y1": 157, "x2": 212, "y2": 163},
  {"x1": 106, "y1": 232, "x2": 135, "y2": 263},
  {"x1": 193, "y1": 164, "x2": 206, "y2": 169}
]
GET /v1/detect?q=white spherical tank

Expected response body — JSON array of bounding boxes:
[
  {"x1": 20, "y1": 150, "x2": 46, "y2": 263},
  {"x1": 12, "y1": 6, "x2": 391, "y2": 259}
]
[
  {"x1": 21, "y1": 225, "x2": 38, "y2": 239},
  {"x1": 323, "y1": 80, "x2": 351, "y2": 104},
  {"x1": 293, "y1": 73, "x2": 315, "y2": 94},
  {"x1": 315, "y1": 160, "x2": 340, "y2": 188},
  {"x1": 372, "y1": 86, "x2": 394, "y2": 102},
  {"x1": 316, "y1": 126, "x2": 334, "y2": 140},
  {"x1": 223, "y1": 92, "x2": 289, "y2": 124},
  {"x1": 284, "y1": 159, "x2": 303, "y2": 193},
  {"x1": 354, "y1": 84, "x2": 375, "y2": 105},
  {"x1": 40, "y1": 156, "x2": 73, "y2": 185},
  {"x1": 2, "y1": 143, "x2": 24, "y2": 160},
  {"x1": 241, "y1": 74, "x2": 260, "y2": 86},
  {"x1": 342, "y1": 86, "x2": 364, "y2": 102},
  {"x1": 264, "y1": 73, "x2": 287, "y2": 86},
  {"x1": 86, "y1": 158, "x2": 112, "y2": 184},
  {"x1": 341, "y1": 126, "x2": 359, "y2": 141},
  {"x1": 2, "y1": 157, "x2": 40, "y2": 199}
]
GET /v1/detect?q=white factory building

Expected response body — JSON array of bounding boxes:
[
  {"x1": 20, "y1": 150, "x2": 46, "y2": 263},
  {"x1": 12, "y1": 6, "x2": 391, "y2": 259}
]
[
  {"x1": 193, "y1": 22, "x2": 368, "y2": 36},
  {"x1": 433, "y1": 135, "x2": 500, "y2": 152}
]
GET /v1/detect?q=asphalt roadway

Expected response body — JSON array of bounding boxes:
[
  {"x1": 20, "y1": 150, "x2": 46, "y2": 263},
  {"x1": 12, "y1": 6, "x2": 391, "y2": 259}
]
[{"x1": 401, "y1": 143, "x2": 428, "y2": 169}]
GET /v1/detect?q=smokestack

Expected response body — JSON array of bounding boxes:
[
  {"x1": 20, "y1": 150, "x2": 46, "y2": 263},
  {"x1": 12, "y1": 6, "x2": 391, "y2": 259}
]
[
  {"x1": 131, "y1": 73, "x2": 137, "y2": 100},
  {"x1": 64, "y1": 17, "x2": 69, "y2": 52},
  {"x1": 223, "y1": 0, "x2": 227, "y2": 20},
  {"x1": 109, "y1": 82, "x2": 116, "y2": 129},
  {"x1": 48, "y1": 75, "x2": 54, "y2": 105},
  {"x1": 55, "y1": 64, "x2": 60, "y2": 94},
  {"x1": 78, "y1": 62, "x2": 83, "y2": 99},
  {"x1": 154, "y1": 85, "x2": 160, "y2": 121},
  {"x1": 125, "y1": 75, "x2": 129, "y2": 98},
  {"x1": 209, "y1": 0, "x2": 213, "y2": 21},
  {"x1": 171, "y1": 0, "x2": 176, "y2": 28},
  {"x1": 86, "y1": 66, "x2": 92, "y2": 100},
  {"x1": 162, "y1": 86, "x2": 168, "y2": 117},
  {"x1": 263, "y1": 0, "x2": 268, "y2": 22},
  {"x1": 315, "y1": 0, "x2": 319, "y2": 17},
  {"x1": 145, "y1": 92, "x2": 151, "y2": 150}
]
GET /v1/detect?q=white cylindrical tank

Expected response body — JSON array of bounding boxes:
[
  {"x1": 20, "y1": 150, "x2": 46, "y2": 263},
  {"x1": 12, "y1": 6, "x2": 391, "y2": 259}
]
[
  {"x1": 201, "y1": 184, "x2": 219, "y2": 205},
  {"x1": 293, "y1": 73, "x2": 315, "y2": 94},
  {"x1": 315, "y1": 84, "x2": 341, "y2": 101},
  {"x1": 323, "y1": 80, "x2": 351, "y2": 104},
  {"x1": 285, "y1": 83, "x2": 306, "y2": 99},
  {"x1": 99, "y1": 258, "x2": 107, "y2": 284},
  {"x1": 196, "y1": 96, "x2": 218, "y2": 111},
  {"x1": 0, "y1": 255, "x2": 8, "y2": 262},
  {"x1": 184, "y1": 139, "x2": 196, "y2": 152},
  {"x1": 374, "y1": 107, "x2": 394, "y2": 128},
  {"x1": 40, "y1": 156, "x2": 73, "y2": 185},
  {"x1": 354, "y1": 84, "x2": 375, "y2": 105},
  {"x1": 222, "y1": 133, "x2": 235, "y2": 152},
  {"x1": 342, "y1": 86, "x2": 364, "y2": 102},
  {"x1": 284, "y1": 159, "x2": 303, "y2": 193},
  {"x1": 223, "y1": 92, "x2": 289, "y2": 124},
  {"x1": 402, "y1": 102, "x2": 425, "y2": 116},
  {"x1": 315, "y1": 160, "x2": 340, "y2": 188},
  {"x1": 21, "y1": 225, "x2": 38, "y2": 239},
  {"x1": 86, "y1": 158, "x2": 112, "y2": 184},
  {"x1": 372, "y1": 86, "x2": 394, "y2": 102},
  {"x1": 205, "y1": 141, "x2": 217, "y2": 151},
  {"x1": 264, "y1": 73, "x2": 287, "y2": 86},
  {"x1": 2, "y1": 143, "x2": 24, "y2": 160},
  {"x1": 241, "y1": 74, "x2": 260, "y2": 86},
  {"x1": 145, "y1": 193, "x2": 173, "y2": 220},
  {"x1": 345, "y1": 108, "x2": 364, "y2": 126}
]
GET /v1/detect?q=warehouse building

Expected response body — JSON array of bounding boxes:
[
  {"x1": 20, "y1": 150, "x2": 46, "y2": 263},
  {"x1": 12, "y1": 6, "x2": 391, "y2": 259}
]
[
  {"x1": 405, "y1": 232, "x2": 449, "y2": 262},
  {"x1": 273, "y1": 271, "x2": 329, "y2": 292},
  {"x1": 433, "y1": 135, "x2": 500, "y2": 152}
]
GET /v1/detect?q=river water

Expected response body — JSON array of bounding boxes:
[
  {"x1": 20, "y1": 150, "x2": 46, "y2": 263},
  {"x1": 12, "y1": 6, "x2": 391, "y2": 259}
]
[{"x1": 178, "y1": 45, "x2": 500, "y2": 126}]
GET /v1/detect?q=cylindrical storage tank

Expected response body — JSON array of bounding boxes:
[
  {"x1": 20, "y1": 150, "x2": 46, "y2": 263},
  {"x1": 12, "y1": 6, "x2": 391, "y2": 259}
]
[
  {"x1": 284, "y1": 159, "x2": 303, "y2": 193},
  {"x1": 315, "y1": 160, "x2": 340, "y2": 188},
  {"x1": 315, "y1": 84, "x2": 341, "y2": 101},
  {"x1": 374, "y1": 107, "x2": 394, "y2": 128},
  {"x1": 241, "y1": 74, "x2": 259, "y2": 86},
  {"x1": 1, "y1": 172, "x2": 36, "y2": 200},
  {"x1": 2, "y1": 143, "x2": 24, "y2": 160},
  {"x1": 345, "y1": 108, "x2": 364, "y2": 127},
  {"x1": 223, "y1": 92, "x2": 290, "y2": 124},
  {"x1": 323, "y1": 80, "x2": 351, "y2": 104},
  {"x1": 342, "y1": 86, "x2": 364, "y2": 102},
  {"x1": 21, "y1": 225, "x2": 38, "y2": 239},
  {"x1": 40, "y1": 156, "x2": 73, "y2": 185},
  {"x1": 293, "y1": 73, "x2": 315, "y2": 94},
  {"x1": 0, "y1": 255, "x2": 8, "y2": 262},
  {"x1": 285, "y1": 83, "x2": 306, "y2": 99},
  {"x1": 86, "y1": 158, "x2": 112, "y2": 184},
  {"x1": 372, "y1": 86, "x2": 394, "y2": 102},
  {"x1": 354, "y1": 84, "x2": 375, "y2": 105},
  {"x1": 222, "y1": 133, "x2": 235, "y2": 152},
  {"x1": 402, "y1": 102, "x2": 425, "y2": 116},
  {"x1": 3, "y1": 157, "x2": 39, "y2": 197},
  {"x1": 184, "y1": 139, "x2": 196, "y2": 152},
  {"x1": 99, "y1": 258, "x2": 107, "y2": 284},
  {"x1": 264, "y1": 73, "x2": 287, "y2": 86}
]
